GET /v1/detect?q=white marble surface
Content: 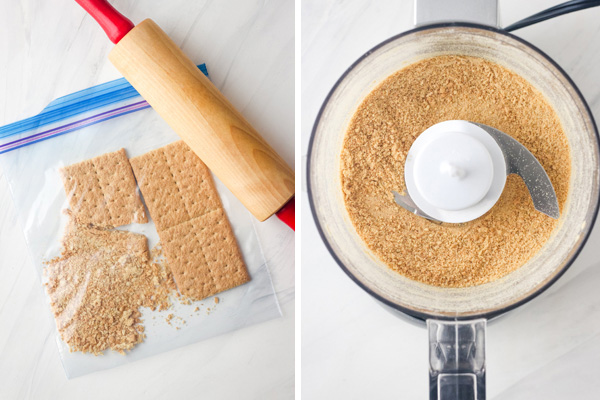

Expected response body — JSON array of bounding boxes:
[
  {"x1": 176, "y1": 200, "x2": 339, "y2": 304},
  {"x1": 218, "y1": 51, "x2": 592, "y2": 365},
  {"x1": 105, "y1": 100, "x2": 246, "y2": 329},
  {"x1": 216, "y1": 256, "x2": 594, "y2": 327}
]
[
  {"x1": 0, "y1": 0, "x2": 294, "y2": 399},
  {"x1": 302, "y1": 0, "x2": 600, "y2": 399}
]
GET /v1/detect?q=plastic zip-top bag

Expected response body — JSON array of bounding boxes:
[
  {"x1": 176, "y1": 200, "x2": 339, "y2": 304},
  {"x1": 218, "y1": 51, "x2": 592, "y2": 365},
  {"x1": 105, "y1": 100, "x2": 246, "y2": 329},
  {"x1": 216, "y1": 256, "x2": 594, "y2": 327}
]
[{"x1": 0, "y1": 65, "x2": 281, "y2": 378}]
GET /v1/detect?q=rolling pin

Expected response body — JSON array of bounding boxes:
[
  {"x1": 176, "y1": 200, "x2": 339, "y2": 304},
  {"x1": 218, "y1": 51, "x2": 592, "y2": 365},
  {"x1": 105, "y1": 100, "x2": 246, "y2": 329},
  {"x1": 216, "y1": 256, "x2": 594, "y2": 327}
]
[{"x1": 74, "y1": 0, "x2": 295, "y2": 229}]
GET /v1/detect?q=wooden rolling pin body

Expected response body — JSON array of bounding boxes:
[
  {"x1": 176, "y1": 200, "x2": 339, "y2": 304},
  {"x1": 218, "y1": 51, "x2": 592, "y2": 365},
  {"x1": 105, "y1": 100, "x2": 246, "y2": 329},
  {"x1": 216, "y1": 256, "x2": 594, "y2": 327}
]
[{"x1": 109, "y1": 19, "x2": 294, "y2": 221}]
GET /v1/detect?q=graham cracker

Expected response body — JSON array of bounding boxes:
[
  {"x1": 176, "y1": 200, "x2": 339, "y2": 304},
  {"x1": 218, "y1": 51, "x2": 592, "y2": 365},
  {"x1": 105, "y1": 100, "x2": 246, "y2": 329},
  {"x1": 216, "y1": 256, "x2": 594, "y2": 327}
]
[
  {"x1": 128, "y1": 142, "x2": 221, "y2": 231},
  {"x1": 130, "y1": 141, "x2": 250, "y2": 300},
  {"x1": 60, "y1": 148, "x2": 147, "y2": 228},
  {"x1": 160, "y1": 209, "x2": 250, "y2": 299}
]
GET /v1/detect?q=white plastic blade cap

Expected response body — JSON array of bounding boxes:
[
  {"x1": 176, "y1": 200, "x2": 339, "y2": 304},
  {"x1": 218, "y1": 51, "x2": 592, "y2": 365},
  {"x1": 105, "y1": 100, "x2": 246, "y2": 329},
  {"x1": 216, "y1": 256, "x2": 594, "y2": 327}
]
[{"x1": 404, "y1": 120, "x2": 507, "y2": 223}]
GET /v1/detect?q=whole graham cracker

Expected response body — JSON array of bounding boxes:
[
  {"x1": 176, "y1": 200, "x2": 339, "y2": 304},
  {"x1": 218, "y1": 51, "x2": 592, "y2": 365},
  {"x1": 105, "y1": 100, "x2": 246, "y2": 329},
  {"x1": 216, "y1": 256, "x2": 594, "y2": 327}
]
[
  {"x1": 160, "y1": 209, "x2": 250, "y2": 299},
  {"x1": 60, "y1": 148, "x2": 147, "y2": 228},
  {"x1": 130, "y1": 141, "x2": 250, "y2": 300},
  {"x1": 128, "y1": 141, "x2": 220, "y2": 231}
]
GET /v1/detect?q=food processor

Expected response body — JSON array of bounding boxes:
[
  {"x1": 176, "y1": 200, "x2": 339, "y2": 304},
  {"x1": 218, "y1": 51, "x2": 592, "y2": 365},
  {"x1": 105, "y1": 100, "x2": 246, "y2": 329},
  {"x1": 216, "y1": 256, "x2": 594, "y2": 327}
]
[{"x1": 307, "y1": 0, "x2": 600, "y2": 398}]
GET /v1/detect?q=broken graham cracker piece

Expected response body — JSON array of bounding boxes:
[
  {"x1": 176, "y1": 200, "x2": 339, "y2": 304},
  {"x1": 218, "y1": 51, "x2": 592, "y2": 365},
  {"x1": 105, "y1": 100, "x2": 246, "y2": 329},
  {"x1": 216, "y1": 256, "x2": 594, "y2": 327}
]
[
  {"x1": 60, "y1": 148, "x2": 147, "y2": 228},
  {"x1": 130, "y1": 141, "x2": 250, "y2": 300},
  {"x1": 61, "y1": 210, "x2": 148, "y2": 256},
  {"x1": 44, "y1": 216, "x2": 174, "y2": 355}
]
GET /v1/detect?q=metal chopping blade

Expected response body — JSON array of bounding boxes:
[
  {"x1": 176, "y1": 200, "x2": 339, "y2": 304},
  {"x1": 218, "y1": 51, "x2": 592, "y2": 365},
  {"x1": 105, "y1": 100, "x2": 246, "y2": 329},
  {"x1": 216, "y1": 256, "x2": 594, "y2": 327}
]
[
  {"x1": 392, "y1": 190, "x2": 438, "y2": 221},
  {"x1": 473, "y1": 122, "x2": 560, "y2": 219},
  {"x1": 393, "y1": 121, "x2": 560, "y2": 222}
]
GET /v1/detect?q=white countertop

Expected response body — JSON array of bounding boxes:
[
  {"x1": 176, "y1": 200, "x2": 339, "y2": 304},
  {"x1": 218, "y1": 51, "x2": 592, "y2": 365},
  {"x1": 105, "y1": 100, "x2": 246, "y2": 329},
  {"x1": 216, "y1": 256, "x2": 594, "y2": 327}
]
[
  {"x1": 302, "y1": 0, "x2": 600, "y2": 399},
  {"x1": 0, "y1": 0, "x2": 294, "y2": 399}
]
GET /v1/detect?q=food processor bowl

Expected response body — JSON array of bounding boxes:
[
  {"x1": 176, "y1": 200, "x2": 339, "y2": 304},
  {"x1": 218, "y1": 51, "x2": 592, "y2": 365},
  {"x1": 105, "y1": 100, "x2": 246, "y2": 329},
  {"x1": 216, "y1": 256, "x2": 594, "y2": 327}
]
[{"x1": 308, "y1": 23, "x2": 600, "y2": 322}]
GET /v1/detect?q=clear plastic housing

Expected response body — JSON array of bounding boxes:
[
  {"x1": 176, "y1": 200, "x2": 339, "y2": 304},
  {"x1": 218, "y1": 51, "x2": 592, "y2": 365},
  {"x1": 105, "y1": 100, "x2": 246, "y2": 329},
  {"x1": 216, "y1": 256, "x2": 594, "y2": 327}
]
[{"x1": 308, "y1": 24, "x2": 600, "y2": 320}]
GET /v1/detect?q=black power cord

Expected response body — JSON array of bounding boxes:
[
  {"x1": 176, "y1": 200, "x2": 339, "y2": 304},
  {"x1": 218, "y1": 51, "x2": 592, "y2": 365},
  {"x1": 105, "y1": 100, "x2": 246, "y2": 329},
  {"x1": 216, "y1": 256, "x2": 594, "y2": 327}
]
[{"x1": 504, "y1": 0, "x2": 600, "y2": 32}]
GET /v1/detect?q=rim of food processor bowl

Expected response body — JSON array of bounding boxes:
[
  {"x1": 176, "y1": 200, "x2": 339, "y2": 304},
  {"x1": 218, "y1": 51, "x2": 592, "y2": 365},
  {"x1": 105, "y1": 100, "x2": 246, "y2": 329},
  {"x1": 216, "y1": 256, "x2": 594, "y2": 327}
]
[{"x1": 307, "y1": 22, "x2": 600, "y2": 322}]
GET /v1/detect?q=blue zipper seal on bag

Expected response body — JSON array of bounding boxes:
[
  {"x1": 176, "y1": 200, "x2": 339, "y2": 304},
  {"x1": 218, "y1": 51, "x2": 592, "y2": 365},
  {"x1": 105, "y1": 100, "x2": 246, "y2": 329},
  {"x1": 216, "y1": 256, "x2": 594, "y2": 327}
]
[{"x1": 0, "y1": 64, "x2": 208, "y2": 154}]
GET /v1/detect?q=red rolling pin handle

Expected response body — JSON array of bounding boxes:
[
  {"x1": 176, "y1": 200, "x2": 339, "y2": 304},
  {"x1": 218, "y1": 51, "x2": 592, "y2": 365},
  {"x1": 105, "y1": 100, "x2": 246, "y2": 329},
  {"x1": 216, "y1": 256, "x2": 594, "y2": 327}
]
[
  {"x1": 276, "y1": 197, "x2": 295, "y2": 230},
  {"x1": 75, "y1": 0, "x2": 134, "y2": 43}
]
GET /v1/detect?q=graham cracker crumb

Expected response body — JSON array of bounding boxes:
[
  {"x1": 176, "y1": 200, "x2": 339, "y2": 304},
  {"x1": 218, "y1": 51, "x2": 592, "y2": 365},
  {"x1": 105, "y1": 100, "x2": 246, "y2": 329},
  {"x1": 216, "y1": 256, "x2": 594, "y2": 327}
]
[
  {"x1": 150, "y1": 244, "x2": 177, "y2": 294},
  {"x1": 341, "y1": 55, "x2": 570, "y2": 287},
  {"x1": 44, "y1": 212, "x2": 174, "y2": 355},
  {"x1": 165, "y1": 314, "x2": 186, "y2": 329},
  {"x1": 214, "y1": 297, "x2": 219, "y2": 304},
  {"x1": 180, "y1": 296, "x2": 193, "y2": 306}
]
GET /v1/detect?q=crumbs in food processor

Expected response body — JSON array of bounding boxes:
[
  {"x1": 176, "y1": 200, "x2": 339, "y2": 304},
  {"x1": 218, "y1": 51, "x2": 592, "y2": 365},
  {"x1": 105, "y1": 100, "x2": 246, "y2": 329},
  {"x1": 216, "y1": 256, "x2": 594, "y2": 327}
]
[{"x1": 341, "y1": 55, "x2": 570, "y2": 287}]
